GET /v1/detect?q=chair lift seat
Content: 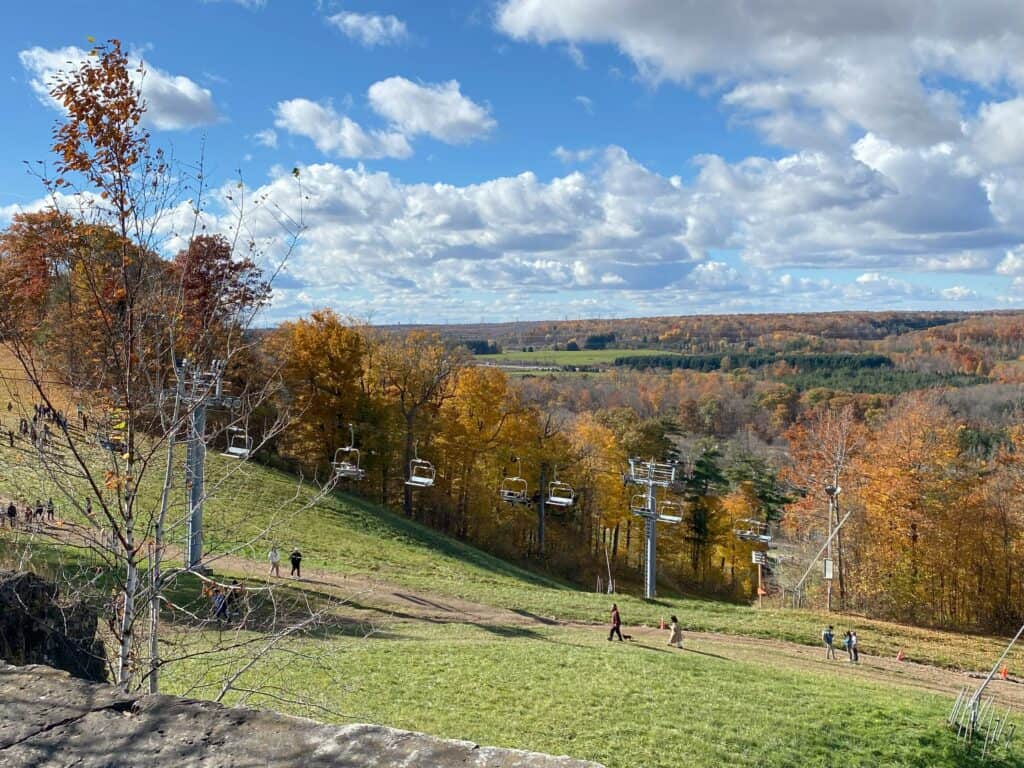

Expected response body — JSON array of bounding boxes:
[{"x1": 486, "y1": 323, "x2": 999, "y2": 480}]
[
  {"x1": 406, "y1": 458, "x2": 435, "y2": 488},
  {"x1": 500, "y1": 476, "x2": 529, "y2": 504},
  {"x1": 546, "y1": 481, "x2": 575, "y2": 508}
]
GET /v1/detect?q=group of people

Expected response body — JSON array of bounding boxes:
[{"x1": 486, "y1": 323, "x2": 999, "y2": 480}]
[
  {"x1": 2, "y1": 498, "x2": 55, "y2": 528},
  {"x1": 606, "y1": 604, "x2": 685, "y2": 649},
  {"x1": 267, "y1": 546, "x2": 303, "y2": 578},
  {"x1": 209, "y1": 579, "x2": 247, "y2": 623},
  {"x1": 822, "y1": 624, "x2": 860, "y2": 662}
]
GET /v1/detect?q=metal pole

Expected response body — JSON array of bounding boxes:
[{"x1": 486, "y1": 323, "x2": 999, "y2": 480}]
[
  {"x1": 826, "y1": 493, "x2": 834, "y2": 612},
  {"x1": 185, "y1": 400, "x2": 206, "y2": 569},
  {"x1": 793, "y1": 508, "x2": 853, "y2": 597},
  {"x1": 758, "y1": 562, "x2": 763, "y2": 608},
  {"x1": 537, "y1": 464, "x2": 546, "y2": 558},
  {"x1": 644, "y1": 475, "x2": 656, "y2": 599}
]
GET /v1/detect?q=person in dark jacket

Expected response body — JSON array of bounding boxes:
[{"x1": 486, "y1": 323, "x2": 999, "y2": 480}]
[
  {"x1": 290, "y1": 548, "x2": 303, "y2": 578},
  {"x1": 608, "y1": 603, "x2": 624, "y2": 641}
]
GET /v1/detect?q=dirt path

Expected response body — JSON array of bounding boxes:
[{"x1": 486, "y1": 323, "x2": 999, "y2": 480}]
[{"x1": 208, "y1": 552, "x2": 1024, "y2": 711}]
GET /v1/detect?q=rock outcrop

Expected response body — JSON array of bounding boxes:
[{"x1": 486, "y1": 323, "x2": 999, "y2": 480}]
[
  {"x1": 0, "y1": 570, "x2": 106, "y2": 683},
  {"x1": 0, "y1": 663, "x2": 604, "y2": 767}
]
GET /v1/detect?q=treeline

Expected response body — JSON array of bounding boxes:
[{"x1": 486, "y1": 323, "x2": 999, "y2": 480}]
[{"x1": 615, "y1": 352, "x2": 894, "y2": 372}]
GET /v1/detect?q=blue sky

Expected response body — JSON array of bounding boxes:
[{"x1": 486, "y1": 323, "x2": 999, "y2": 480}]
[{"x1": 5, "y1": 1, "x2": 1024, "y2": 323}]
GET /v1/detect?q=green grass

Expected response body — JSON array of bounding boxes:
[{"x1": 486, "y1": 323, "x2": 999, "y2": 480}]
[
  {"x1": 164, "y1": 621, "x2": 1014, "y2": 768},
  {"x1": 475, "y1": 348, "x2": 671, "y2": 366},
  {"x1": 3, "y1": 438, "x2": 1024, "y2": 674}
]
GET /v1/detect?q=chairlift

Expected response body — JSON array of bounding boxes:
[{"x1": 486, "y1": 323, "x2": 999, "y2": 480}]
[
  {"x1": 499, "y1": 457, "x2": 529, "y2": 504},
  {"x1": 405, "y1": 442, "x2": 436, "y2": 489},
  {"x1": 657, "y1": 498, "x2": 683, "y2": 524},
  {"x1": 630, "y1": 493, "x2": 650, "y2": 515},
  {"x1": 332, "y1": 424, "x2": 365, "y2": 481},
  {"x1": 222, "y1": 426, "x2": 253, "y2": 459},
  {"x1": 734, "y1": 519, "x2": 772, "y2": 544},
  {"x1": 546, "y1": 469, "x2": 575, "y2": 508}
]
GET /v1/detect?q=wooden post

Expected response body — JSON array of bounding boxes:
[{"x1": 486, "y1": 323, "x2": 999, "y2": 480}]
[{"x1": 758, "y1": 562, "x2": 763, "y2": 608}]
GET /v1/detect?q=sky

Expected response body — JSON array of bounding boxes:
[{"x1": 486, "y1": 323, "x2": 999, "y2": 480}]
[{"x1": 5, "y1": 1, "x2": 1024, "y2": 323}]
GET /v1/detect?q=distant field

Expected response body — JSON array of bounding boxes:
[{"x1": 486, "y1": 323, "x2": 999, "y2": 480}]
[{"x1": 475, "y1": 348, "x2": 674, "y2": 366}]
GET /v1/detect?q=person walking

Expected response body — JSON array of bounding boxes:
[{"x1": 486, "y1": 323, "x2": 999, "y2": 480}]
[
  {"x1": 843, "y1": 631, "x2": 854, "y2": 661},
  {"x1": 608, "y1": 603, "x2": 624, "y2": 641},
  {"x1": 5, "y1": 501, "x2": 16, "y2": 528},
  {"x1": 289, "y1": 547, "x2": 302, "y2": 578},
  {"x1": 268, "y1": 545, "x2": 281, "y2": 577},
  {"x1": 851, "y1": 631, "x2": 859, "y2": 663},
  {"x1": 822, "y1": 625, "x2": 836, "y2": 660},
  {"x1": 667, "y1": 615, "x2": 683, "y2": 649},
  {"x1": 45, "y1": 498, "x2": 54, "y2": 522}
]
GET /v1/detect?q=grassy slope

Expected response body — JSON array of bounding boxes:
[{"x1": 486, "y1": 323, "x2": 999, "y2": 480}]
[
  {"x1": 3, "y1": 445, "x2": 1023, "y2": 766},
  {"x1": 166, "y1": 622, "x2": 1006, "y2": 768},
  {"x1": 2, "y1": 437, "x2": 1024, "y2": 674}
]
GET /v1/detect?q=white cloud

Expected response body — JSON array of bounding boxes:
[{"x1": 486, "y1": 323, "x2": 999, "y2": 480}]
[
  {"x1": 553, "y1": 146, "x2": 596, "y2": 163},
  {"x1": 326, "y1": 10, "x2": 408, "y2": 46},
  {"x1": 19, "y1": 46, "x2": 218, "y2": 131},
  {"x1": 575, "y1": 95, "x2": 594, "y2": 114},
  {"x1": 273, "y1": 98, "x2": 411, "y2": 159},
  {"x1": 997, "y1": 246, "x2": 1024, "y2": 275},
  {"x1": 253, "y1": 128, "x2": 278, "y2": 149},
  {"x1": 495, "y1": 0, "x2": 1024, "y2": 148},
  {"x1": 367, "y1": 77, "x2": 495, "y2": 143}
]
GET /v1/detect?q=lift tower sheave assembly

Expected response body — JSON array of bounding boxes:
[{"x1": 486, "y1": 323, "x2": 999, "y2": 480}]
[{"x1": 627, "y1": 458, "x2": 680, "y2": 599}]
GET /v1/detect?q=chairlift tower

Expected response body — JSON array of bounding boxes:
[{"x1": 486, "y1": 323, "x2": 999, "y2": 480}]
[
  {"x1": 173, "y1": 358, "x2": 239, "y2": 571},
  {"x1": 627, "y1": 458, "x2": 681, "y2": 599}
]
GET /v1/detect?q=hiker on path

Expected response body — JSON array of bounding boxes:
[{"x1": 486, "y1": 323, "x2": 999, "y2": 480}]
[
  {"x1": 667, "y1": 615, "x2": 683, "y2": 649},
  {"x1": 608, "y1": 603, "x2": 624, "y2": 642},
  {"x1": 822, "y1": 625, "x2": 836, "y2": 660},
  {"x1": 269, "y1": 545, "x2": 281, "y2": 577},
  {"x1": 290, "y1": 547, "x2": 302, "y2": 578},
  {"x1": 5, "y1": 501, "x2": 15, "y2": 528},
  {"x1": 33, "y1": 500, "x2": 43, "y2": 523},
  {"x1": 45, "y1": 498, "x2": 54, "y2": 522},
  {"x1": 851, "y1": 631, "x2": 859, "y2": 663},
  {"x1": 843, "y1": 631, "x2": 853, "y2": 661}
]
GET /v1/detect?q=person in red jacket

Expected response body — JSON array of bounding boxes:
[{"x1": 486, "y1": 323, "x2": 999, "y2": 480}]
[{"x1": 608, "y1": 603, "x2": 624, "y2": 641}]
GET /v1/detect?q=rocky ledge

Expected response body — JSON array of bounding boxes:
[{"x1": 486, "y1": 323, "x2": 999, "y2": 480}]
[{"x1": 0, "y1": 662, "x2": 603, "y2": 768}]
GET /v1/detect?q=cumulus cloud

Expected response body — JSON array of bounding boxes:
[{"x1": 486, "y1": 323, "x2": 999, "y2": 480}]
[
  {"x1": 367, "y1": 77, "x2": 495, "y2": 143},
  {"x1": 495, "y1": 0, "x2": 1024, "y2": 148},
  {"x1": 273, "y1": 98, "x2": 411, "y2": 159},
  {"x1": 326, "y1": 10, "x2": 408, "y2": 46},
  {"x1": 19, "y1": 45, "x2": 219, "y2": 131}
]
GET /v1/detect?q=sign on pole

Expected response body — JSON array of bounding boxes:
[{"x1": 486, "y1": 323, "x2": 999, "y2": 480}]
[
  {"x1": 823, "y1": 558, "x2": 834, "y2": 580},
  {"x1": 752, "y1": 551, "x2": 767, "y2": 565}
]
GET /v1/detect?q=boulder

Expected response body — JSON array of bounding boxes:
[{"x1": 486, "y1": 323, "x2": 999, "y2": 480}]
[
  {"x1": 0, "y1": 663, "x2": 604, "y2": 767},
  {"x1": 0, "y1": 570, "x2": 107, "y2": 683}
]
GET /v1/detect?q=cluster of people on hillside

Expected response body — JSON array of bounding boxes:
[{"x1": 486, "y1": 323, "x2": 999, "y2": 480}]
[
  {"x1": 606, "y1": 604, "x2": 685, "y2": 648},
  {"x1": 822, "y1": 624, "x2": 859, "y2": 662},
  {"x1": 267, "y1": 545, "x2": 302, "y2": 578},
  {"x1": 2, "y1": 498, "x2": 56, "y2": 528},
  {"x1": 11, "y1": 402, "x2": 71, "y2": 449},
  {"x1": 209, "y1": 579, "x2": 248, "y2": 624}
]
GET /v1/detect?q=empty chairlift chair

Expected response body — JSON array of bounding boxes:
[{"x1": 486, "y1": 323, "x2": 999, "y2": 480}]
[
  {"x1": 546, "y1": 479, "x2": 576, "y2": 509},
  {"x1": 405, "y1": 443, "x2": 435, "y2": 489},
  {"x1": 656, "y1": 498, "x2": 683, "y2": 523},
  {"x1": 223, "y1": 428, "x2": 253, "y2": 459},
  {"x1": 734, "y1": 519, "x2": 772, "y2": 544},
  {"x1": 332, "y1": 424, "x2": 365, "y2": 480}
]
